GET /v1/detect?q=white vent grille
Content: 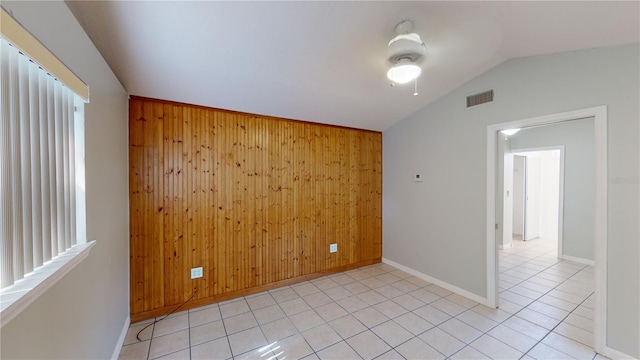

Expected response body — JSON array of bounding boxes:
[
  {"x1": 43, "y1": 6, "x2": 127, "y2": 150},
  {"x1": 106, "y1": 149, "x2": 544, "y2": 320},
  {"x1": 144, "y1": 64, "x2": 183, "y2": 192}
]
[{"x1": 466, "y1": 90, "x2": 494, "y2": 107}]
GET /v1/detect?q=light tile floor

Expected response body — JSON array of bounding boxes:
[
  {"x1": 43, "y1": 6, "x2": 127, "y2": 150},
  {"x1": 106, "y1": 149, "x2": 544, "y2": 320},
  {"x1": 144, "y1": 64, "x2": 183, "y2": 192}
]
[{"x1": 120, "y1": 238, "x2": 602, "y2": 359}]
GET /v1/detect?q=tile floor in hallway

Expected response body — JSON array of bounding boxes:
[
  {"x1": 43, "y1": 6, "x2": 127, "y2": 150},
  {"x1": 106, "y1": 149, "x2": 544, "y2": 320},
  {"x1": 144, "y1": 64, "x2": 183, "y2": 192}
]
[{"x1": 119, "y1": 238, "x2": 603, "y2": 360}]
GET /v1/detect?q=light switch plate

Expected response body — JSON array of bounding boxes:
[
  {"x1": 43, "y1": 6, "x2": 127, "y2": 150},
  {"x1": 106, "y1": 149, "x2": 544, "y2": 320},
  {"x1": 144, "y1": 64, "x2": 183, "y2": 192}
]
[{"x1": 329, "y1": 244, "x2": 338, "y2": 253}]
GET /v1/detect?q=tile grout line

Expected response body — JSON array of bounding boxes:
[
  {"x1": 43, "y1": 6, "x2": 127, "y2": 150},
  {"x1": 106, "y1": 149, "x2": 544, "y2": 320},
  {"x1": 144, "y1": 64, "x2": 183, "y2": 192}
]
[
  {"x1": 519, "y1": 290, "x2": 595, "y2": 360},
  {"x1": 446, "y1": 250, "x2": 590, "y2": 359}
]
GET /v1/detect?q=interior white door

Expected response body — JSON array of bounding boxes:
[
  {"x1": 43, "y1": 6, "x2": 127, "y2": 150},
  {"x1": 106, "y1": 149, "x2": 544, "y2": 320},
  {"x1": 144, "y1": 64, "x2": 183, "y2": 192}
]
[{"x1": 525, "y1": 156, "x2": 541, "y2": 240}]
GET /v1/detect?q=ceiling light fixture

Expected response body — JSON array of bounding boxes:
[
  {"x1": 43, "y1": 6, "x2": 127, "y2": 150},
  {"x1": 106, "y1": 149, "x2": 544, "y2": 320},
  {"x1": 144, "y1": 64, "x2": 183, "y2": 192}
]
[
  {"x1": 500, "y1": 128, "x2": 521, "y2": 136},
  {"x1": 387, "y1": 20, "x2": 426, "y2": 87}
]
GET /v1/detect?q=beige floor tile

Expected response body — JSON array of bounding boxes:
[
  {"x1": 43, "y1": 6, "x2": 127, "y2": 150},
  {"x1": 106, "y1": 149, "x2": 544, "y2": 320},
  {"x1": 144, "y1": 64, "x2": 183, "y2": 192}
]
[
  {"x1": 347, "y1": 330, "x2": 391, "y2": 359},
  {"x1": 292, "y1": 282, "x2": 321, "y2": 297},
  {"x1": 303, "y1": 291, "x2": 334, "y2": 308},
  {"x1": 191, "y1": 337, "x2": 232, "y2": 360},
  {"x1": 487, "y1": 324, "x2": 538, "y2": 352},
  {"x1": 123, "y1": 322, "x2": 154, "y2": 346},
  {"x1": 302, "y1": 323, "x2": 342, "y2": 352},
  {"x1": 516, "y1": 308, "x2": 562, "y2": 330},
  {"x1": 470, "y1": 304, "x2": 512, "y2": 323},
  {"x1": 280, "y1": 297, "x2": 311, "y2": 316},
  {"x1": 311, "y1": 277, "x2": 340, "y2": 291},
  {"x1": 329, "y1": 314, "x2": 367, "y2": 339},
  {"x1": 373, "y1": 300, "x2": 409, "y2": 319},
  {"x1": 227, "y1": 326, "x2": 267, "y2": 356},
  {"x1": 455, "y1": 309, "x2": 499, "y2": 332},
  {"x1": 564, "y1": 312, "x2": 594, "y2": 332},
  {"x1": 413, "y1": 304, "x2": 451, "y2": 325},
  {"x1": 501, "y1": 290, "x2": 536, "y2": 307},
  {"x1": 469, "y1": 334, "x2": 523, "y2": 360},
  {"x1": 409, "y1": 288, "x2": 441, "y2": 304},
  {"x1": 376, "y1": 273, "x2": 402, "y2": 285},
  {"x1": 275, "y1": 333, "x2": 314, "y2": 359},
  {"x1": 526, "y1": 301, "x2": 570, "y2": 321},
  {"x1": 374, "y1": 349, "x2": 404, "y2": 360},
  {"x1": 438, "y1": 318, "x2": 483, "y2": 343},
  {"x1": 219, "y1": 299, "x2": 250, "y2": 318},
  {"x1": 270, "y1": 287, "x2": 300, "y2": 303},
  {"x1": 342, "y1": 281, "x2": 372, "y2": 295},
  {"x1": 542, "y1": 332, "x2": 596, "y2": 359},
  {"x1": 260, "y1": 317, "x2": 298, "y2": 342},
  {"x1": 395, "y1": 337, "x2": 444, "y2": 360},
  {"x1": 393, "y1": 312, "x2": 434, "y2": 335},
  {"x1": 316, "y1": 340, "x2": 362, "y2": 360},
  {"x1": 337, "y1": 295, "x2": 369, "y2": 313},
  {"x1": 392, "y1": 294, "x2": 425, "y2": 311},
  {"x1": 554, "y1": 323, "x2": 594, "y2": 347},
  {"x1": 371, "y1": 320, "x2": 413, "y2": 347},
  {"x1": 154, "y1": 348, "x2": 190, "y2": 360},
  {"x1": 449, "y1": 346, "x2": 491, "y2": 360},
  {"x1": 325, "y1": 286, "x2": 353, "y2": 301},
  {"x1": 118, "y1": 340, "x2": 150, "y2": 360},
  {"x1": 148, "y1": 329, "x2": 189, "y2": 359},
  {"x1": 419, "y1": 327, "x2": 465, "y2": 356},
  {"x1": 153, "y1": 314, "x2": 189, "y2": 337},
  {"x1": 503, "y1": 316, "x2": 549, "y2": 341},
  {"x1": 391, "y1": 280, "x2": 420, "y2": 293},
  {"x1": 223, "y1": 312, "x2": 258, "y2": 335},
  {"x1": 315, "y1": 302, "x2": 348, "y2": 322},
  {"x1": 352, "y1": 306, "x2": 389, "y2": 328},
  {"x1": 290, "y1": 309, "x2": 325, "y2": 332},
  {"x1": 425, "y1": 284, "x2": 453, "y2": 297},
  {"x1": 376, "y1": 284, "x2": 406, "y2": 299},
  {"x1": 245, "y1": 293, "x2": 276, "y2": 311},
  {"x1": 360, "y1": 277, "x2": 386, "y2": 289},
  {"x1": 526, "y1": 342, "x2": 573, "y2": 359},
  {"x1": 330, "y1": 273, "x2": 356, "y2": 286},
  {"x1": 357, "y1": 289, "x2": 388, "y2": 306},
  {"x1": 190, "y1": 319, "x2": 226, "y2": 346},
  {"x1": 189, "y1": 306, "x2": 221, "y2": 327},
  {"x1": 253, "y1": 304, "x2": 286, "y2": 325}
]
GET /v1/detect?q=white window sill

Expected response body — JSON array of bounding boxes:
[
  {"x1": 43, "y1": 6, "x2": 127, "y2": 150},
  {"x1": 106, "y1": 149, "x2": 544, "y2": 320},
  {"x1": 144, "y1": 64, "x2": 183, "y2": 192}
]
[{"x1": 0, "y1": 240, "x2": 96, "y2": 328}]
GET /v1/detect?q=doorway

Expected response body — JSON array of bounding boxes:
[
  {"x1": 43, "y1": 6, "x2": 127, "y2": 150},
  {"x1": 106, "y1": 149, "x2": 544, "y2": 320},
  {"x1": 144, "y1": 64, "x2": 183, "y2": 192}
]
[{"x1": 486, "y1": 106, "x2": 607, "y2": 354}]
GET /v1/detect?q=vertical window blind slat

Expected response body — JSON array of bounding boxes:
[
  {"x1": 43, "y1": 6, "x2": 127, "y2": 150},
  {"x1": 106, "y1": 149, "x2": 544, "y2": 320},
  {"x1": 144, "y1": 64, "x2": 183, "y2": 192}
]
[
  {"x1": 54, "y1": 81, "x2": 65, "y2": 254},
  {"x1": 19, "y1": 50, "x2": 33, "y2": 275},
  {"x1": 1, "y1": 39, "x2": 15, "y2": 288},
  {"x1": 29, "y1": 61, "x2": 43, "y2": 269},
  {"x1": 9, "y1": 43, "x2": 25, "y2": 281},
  {"x1": 39, "y1": 69, "x2": 52, "y2": 263},
  {"x1": 46, "y1": 75, "x2": 58, "y2": 258}
]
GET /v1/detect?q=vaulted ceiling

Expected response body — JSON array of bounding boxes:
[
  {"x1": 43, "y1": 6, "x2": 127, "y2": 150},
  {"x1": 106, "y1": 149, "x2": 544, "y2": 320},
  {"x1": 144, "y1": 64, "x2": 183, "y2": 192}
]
[{"x1": 67, "y1": 1, "x2": 639, "y2": 131}]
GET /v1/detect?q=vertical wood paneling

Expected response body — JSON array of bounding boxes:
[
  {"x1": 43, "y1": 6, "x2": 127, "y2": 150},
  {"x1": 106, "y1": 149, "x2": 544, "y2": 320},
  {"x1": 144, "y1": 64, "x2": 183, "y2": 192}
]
[{"x1": 129, "y1": 97, "x2": 382, "y2": 321}]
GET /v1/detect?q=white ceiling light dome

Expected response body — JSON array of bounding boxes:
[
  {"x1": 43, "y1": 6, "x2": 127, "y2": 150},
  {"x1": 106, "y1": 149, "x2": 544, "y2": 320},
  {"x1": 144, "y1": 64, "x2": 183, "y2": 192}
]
[{"x1": 386, "y1": 20, "x2": 426, "y2": 85}]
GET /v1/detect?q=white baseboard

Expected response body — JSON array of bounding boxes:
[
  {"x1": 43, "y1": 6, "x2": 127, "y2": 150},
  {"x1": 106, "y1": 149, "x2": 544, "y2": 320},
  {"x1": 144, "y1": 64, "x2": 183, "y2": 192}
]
[
  {"x1": 111, "y1": 315, "x2": 130, "y2": 360},
  {"x1": 560, "y1": 254, "x2": 595, "y2": 266},
  {"x1": 498, "y1": 243, "x2": 513, "y2": 250},
  {"x1": 601, "y1": 345, "x2": 637, "y2": 360},
  {"x1": 382, "y1": 258, "x2": 490, "y2": 307}
]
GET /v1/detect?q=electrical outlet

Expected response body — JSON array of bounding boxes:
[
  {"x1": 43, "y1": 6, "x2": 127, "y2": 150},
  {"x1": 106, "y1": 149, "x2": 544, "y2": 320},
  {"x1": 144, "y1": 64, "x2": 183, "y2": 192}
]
[
  {"x1": 330, "y1": 243, "x2": 338, "y2": 253},
  {"x1": 191, "y1": 267, "x2": 203, "y2": 279}
]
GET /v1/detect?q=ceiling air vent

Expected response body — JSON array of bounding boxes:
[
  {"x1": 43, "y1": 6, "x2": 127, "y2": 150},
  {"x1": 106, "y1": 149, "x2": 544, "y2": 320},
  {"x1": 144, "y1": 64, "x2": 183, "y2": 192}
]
[{"x1": 466, "y1": 90, "x2": 494, "y2": 108}]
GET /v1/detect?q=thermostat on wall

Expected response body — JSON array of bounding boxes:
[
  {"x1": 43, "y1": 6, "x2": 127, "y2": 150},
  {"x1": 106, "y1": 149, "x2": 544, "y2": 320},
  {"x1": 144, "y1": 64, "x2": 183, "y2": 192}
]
[{"x1": 415, "y1": 174, "x2": 423, "y2": 182}]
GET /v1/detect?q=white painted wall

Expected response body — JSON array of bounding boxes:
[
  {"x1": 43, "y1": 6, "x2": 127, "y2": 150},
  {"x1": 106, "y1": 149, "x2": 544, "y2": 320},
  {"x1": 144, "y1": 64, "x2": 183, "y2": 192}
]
[
  {"x1": 538, "y1": 151, "x2": 561, "y2": 242},
  {"x1": 511, "y1": 119, "x2": 594, "y2": 261},
  {"x1": 0, "y1": 1, "x2": 130, "y2": 358},
  {"x1": 383, "y1": 44, "x2": 639, "y2": 356},
  {"x1": 500, "y1": 137, "x2": 514, "y2": 249}
]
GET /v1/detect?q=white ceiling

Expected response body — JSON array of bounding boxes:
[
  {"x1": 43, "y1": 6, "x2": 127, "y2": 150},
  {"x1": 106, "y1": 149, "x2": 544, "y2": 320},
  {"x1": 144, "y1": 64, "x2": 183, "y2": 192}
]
[{"x1": 67, "y1": 1, "x2": 639, "y2": 131}]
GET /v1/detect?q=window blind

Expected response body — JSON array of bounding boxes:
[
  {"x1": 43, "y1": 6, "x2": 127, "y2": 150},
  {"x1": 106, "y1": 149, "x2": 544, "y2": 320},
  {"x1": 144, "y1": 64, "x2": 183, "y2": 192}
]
[{"x1": 0, "y1": 36, "x2": 84, "y2": 289}]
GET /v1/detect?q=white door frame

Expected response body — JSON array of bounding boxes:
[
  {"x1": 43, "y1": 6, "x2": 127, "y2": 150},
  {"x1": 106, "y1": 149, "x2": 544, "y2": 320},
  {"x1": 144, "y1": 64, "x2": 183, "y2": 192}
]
[
  {"x1": 486, "y1": 106, "x2": 607, "y2": 354},
  {"x1": 510, "y1": 146, "x2": 565, "y2": 260}
]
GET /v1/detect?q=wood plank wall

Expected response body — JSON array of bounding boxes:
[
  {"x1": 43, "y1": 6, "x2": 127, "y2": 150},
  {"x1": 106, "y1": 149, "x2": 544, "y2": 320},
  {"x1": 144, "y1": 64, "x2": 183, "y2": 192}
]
[{"x1": 129, "y1": 97, "x2": 382, "y2": 321}]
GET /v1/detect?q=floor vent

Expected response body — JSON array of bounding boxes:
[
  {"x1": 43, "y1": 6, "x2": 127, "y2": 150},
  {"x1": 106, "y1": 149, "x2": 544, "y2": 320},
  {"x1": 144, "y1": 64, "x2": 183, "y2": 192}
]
[{"x1": 466, "y1": 90, "x2": 494, "y2": 108}]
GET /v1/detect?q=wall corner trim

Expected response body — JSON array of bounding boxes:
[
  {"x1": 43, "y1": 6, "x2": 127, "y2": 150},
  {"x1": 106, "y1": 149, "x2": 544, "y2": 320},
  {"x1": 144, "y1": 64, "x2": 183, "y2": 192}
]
[{"x1": 381, "y1": 258, "x2": 490, "y2": 307}]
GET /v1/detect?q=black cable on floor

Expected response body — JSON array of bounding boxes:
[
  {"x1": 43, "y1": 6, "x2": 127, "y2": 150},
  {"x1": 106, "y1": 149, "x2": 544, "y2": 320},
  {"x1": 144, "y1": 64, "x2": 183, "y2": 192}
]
[{"x1": 136, "y1": 289, "x2": 197, "y2": 342}]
